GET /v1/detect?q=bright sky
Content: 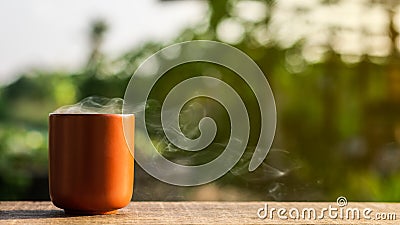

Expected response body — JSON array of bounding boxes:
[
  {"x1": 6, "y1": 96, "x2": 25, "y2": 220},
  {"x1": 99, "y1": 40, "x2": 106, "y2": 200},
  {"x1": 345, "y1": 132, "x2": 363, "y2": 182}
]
[{"x1": 0, "y1": 0, "x2": 207, "y2": 85}]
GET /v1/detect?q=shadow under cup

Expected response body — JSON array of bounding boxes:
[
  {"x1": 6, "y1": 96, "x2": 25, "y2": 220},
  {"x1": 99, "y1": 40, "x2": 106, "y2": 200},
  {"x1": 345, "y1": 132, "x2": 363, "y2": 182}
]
[{"x1": 49, "y1": 114, "x2": 134, "y2": 215}]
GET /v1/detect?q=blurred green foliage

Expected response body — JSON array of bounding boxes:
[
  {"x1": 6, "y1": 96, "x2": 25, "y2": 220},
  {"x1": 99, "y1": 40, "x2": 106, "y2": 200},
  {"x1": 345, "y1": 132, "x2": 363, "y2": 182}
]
[{"x1": 1, "y1": 0, "x2": 400, "y2": 201}]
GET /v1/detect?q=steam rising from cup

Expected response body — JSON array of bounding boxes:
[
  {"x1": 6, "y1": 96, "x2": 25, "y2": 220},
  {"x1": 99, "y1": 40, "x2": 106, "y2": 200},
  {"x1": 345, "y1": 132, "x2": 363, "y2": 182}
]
[{"x1": 53, "y1": 96, "x2": 123, "y2": 114}]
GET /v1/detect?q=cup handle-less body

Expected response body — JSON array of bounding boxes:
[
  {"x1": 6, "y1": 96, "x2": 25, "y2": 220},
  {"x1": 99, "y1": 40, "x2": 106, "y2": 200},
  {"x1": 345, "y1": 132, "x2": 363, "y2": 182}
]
[{"x1": 49, "y1": 114, "x2": 134, "y2": 215}]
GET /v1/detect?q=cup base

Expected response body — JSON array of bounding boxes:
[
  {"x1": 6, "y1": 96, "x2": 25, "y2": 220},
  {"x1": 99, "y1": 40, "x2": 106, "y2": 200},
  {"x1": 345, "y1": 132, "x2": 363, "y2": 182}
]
[{"x1": 64, "y1": 209, "x2": 118, "y2": 215}]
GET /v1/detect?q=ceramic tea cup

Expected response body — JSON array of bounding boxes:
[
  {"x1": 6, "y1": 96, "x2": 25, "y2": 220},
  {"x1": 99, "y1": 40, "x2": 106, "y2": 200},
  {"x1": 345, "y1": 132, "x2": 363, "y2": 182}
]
[{"x1": 48, "y1": 113, "x2": 134, "y2": 215}]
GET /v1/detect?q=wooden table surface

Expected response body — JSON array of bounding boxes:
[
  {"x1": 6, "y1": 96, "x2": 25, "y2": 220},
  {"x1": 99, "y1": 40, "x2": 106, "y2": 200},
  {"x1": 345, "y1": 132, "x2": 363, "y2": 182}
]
[{"x1": 0, "y1": 201, "x2": 399, "y2": 224}]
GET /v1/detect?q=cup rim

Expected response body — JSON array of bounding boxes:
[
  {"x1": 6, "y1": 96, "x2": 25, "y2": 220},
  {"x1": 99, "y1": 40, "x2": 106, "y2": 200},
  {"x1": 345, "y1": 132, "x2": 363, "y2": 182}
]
[{"x1": 49, "y1": 113, "x2": 134, "y2": 117}]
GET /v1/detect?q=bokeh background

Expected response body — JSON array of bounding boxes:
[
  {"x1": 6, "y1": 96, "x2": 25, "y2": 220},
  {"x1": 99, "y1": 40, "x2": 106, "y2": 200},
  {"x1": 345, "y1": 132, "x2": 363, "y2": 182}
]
[{"x1": 1, "y1": 0, "x2": 400, "y2": 202}]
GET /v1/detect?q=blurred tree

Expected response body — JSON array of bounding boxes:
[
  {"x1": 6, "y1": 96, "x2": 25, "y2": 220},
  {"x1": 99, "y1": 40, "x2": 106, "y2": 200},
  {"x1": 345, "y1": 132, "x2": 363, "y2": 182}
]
[{"x1": 86, "y1": 19, "x2": 108, "y2": 77}]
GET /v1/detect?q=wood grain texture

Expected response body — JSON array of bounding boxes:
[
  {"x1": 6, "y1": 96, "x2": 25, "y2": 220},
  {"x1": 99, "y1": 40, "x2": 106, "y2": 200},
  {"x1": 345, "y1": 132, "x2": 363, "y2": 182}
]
[{"x1": 0, "y1": 201, "x2": 399, "y2": 224}]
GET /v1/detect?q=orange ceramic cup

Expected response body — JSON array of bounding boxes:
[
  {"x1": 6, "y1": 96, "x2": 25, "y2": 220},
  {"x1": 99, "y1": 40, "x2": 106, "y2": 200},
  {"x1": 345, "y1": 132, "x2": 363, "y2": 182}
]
[{"x1": 49, "y1": 114, "x2": 134, "y2": 215}]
